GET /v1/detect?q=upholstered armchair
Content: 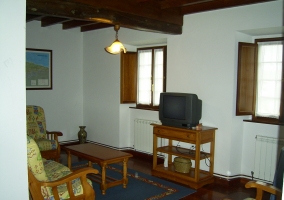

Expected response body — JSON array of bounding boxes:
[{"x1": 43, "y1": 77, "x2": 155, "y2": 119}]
[
  {"x1": 26, "y1": 105, "x2": 63, "y2": 162},
  {"x1": 245, "y1": 147, "x2": 284, "y2": 200},
  {"x1": 245, "y1": 181, "x2": 282, "y2": 200},
  {"x1": 27, "y1": 136, "x2": 99, "y2": 200}
]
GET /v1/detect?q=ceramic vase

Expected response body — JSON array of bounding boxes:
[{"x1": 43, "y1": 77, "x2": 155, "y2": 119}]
[{"x1": 78, "y1": 126, "x2": 87, "y2": 144}]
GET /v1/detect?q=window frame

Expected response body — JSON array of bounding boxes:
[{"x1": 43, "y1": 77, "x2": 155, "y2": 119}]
[
  {"x1": 236, "y1": 37, "x2": 284, "y2": 125},
  {"x1": 136, "y1": 46, "x2": 167, "y2": 110}
]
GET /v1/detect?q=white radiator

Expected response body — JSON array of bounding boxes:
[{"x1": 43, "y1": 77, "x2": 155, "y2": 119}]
[
  {"x1": 134, "y1": 119, "x2": 162, "y2": 154},
  {"x1": 253, "y1": 135, "x2": 284, "y2": 182}
]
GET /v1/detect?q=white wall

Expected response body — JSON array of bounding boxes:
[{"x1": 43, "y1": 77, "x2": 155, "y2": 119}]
[
  {"x1": 83, "y1": 0, "x2": 283, "y2": 178},
  {"x1": 0, "y1": 0, "x2": 28, "y2": 199},
  {"x1": 164, "y1": 0, "x2": 283, "y2": 176},
  {"x1": 82, "y1": 28, "x2": 168, "y2": 147},
  {"x1": 26, "y1": 22, "x2": 84, "y2": 141},
  {"x1": 82, "y1": 28, "x2": 120, "y2": 147},
  {"x1": 25, "y1": 0, "x2": 283, "y2": 179}
]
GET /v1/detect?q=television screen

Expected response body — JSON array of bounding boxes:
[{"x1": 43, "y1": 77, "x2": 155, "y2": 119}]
[
  {"x1": 163, "y1": 96, "x2": 186, "y2": 120},
  {"x1": 159, "y1": 92, "x2": 202, "y2": 128}
]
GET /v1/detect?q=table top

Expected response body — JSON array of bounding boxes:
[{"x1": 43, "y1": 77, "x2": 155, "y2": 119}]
[
  {"x1": 64, "y1": 143, "x2": 133, "y2": 162},
  {"x1": 151, "y1": 123, "x2": 218, "y2": 132}
]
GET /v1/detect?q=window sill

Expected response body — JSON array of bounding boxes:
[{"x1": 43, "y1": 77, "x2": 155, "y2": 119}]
[
  {"x1": 129, "y1": 107, "x2": 159, "y2": 111},
  {"x1": 244, "y1": 120, "x2": 284, "y2": 126}
]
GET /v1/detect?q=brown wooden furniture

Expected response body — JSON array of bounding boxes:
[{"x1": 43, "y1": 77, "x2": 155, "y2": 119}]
[
  {"x1": 26, "y1": 105, "x2": 63, "y2": 162},
  {"x1": 28, "y1": 167, "x2": 99, "y2": 200},
  {"x1": 245, "y1": 181, "x2": 282, "y2": 200},
  {"x1": 27, "y1": 135, "x2": 98, "y2": 200},
  {"x1": 41, "y1": 131, "x2": 63, "y2": 161},
  {"x1": 63, "y1": 143, "x2": 133, "y2": 195},
  {"x1": 151, "y1": 124, "x2": 217, "y2": 189}
]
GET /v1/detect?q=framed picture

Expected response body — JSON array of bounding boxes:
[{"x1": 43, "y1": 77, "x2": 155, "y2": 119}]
[{"x1": 26, "y1": 48, "x2": 52, "y2": 90}]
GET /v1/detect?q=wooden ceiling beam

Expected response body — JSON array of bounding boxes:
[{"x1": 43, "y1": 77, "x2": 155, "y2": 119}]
[
  {"x1": 62, "y1": 20, "x2": 97, "y2": 30},
  {"x1": 73, "y1": 0, "x2": 182, "y2": 25},
  {"x1": 181, "y1": 0, "x2": 276, "y2": 14},
  {"x1": 81, "y1": 23, "x2": 113, "y2": 32},
  {"x1": 26, "y1": 0, "x2": 183, "y2": 34},
  {"x1": 136, "y1": 0, "x2": 154, "y2": 2},
  {"x1": 26, "y1": 14, "x2": 43, "y2": 22},
  {"x1": 41, "y1": 16, "x2": 71, "y2": 27},
  {"x1": 160, "y1": 0, "x2": 214, "y2": 9}
]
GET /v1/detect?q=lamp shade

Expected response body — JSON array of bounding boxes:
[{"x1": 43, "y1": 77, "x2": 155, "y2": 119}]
[
  {"x1": 105, "y1": 39, "x2": 127, "y2": 54},
  {"x1": 105, "y1": 25, "x2": 127, "y2": 55}
]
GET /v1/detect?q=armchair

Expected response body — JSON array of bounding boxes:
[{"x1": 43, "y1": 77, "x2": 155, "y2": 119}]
[
  {"x1": 245, "y1": 147, "x2": 284, "y2": 200},
  {"x1": 245, "y1": 181, "x2": 281, "y2": 200},
  {"x1": 27, "y1": 136, "x2": 99, "y2": 200},
  {"x1": 26, "y1": 105, "x2": 63, "y2": 161}
]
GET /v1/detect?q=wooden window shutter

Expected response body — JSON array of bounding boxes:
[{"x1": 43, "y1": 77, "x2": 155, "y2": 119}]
[
  {"x1": 120, "y1": 52, "x2": 137, "y2": 103},
  {"x1": 236, "y1": 42, "x2": 257, "y2": 116}
]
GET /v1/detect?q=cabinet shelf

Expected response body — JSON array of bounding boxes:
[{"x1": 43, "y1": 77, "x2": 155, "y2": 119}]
[
  {"x1": 152, "y1": 163, "x2": 214, "y2": 189},
  {"x1": 151, "y1": 124, "x2": 217, "y2": 189},
  {"x1": 156, "y1": 146, "x2": 210, "y2": 160},
  {"x1": 154, "y1": 163, "x2": 210, "y2": 179}
]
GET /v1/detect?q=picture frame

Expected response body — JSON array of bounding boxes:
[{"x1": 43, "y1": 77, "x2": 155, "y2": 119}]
[{"x1": 26, "y1": 48, "x2": 53, "y2": 90}]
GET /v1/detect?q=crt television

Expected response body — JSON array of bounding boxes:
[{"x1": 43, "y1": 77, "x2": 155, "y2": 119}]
[{"x1": 159, "y1": 92, "x2": 202, "y2": 128}]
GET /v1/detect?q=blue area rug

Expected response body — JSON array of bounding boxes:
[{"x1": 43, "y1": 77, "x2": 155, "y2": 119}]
[{"x1": 72, "y1": 161, "x2": 195, "y2": 200}]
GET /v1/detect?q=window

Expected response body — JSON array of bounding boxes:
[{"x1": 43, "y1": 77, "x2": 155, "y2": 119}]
[
  {"x1": 256, "y1": 41, "x2": 283, "y2": 119},
  {"x1": 136, "y1": 46, "x2": 167, "y2": 109},
  {"x1": 236, "y1": 37, "x2": 284, "y2": 125}
]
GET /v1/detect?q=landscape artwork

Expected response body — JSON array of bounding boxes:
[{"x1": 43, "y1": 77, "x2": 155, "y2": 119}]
[{"x1": 26, "y1": 48, "x2": 52, "y2": 90}]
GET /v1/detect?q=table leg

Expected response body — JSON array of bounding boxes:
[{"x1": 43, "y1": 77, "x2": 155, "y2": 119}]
[
  {"x1": 122, "y1": 158, "x2": 128, "y2": 188},
  {"x1": 101, "y1": 162, "x2": 107, "y2": 195}
]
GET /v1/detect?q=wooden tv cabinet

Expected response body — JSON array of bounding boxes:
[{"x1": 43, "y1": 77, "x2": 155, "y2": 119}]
[{"x1": 151, "y1": 124, "x2": 217, "y2": 189}]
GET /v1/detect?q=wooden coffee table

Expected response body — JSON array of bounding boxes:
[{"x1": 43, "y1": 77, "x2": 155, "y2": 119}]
[{"x1": 63, "y1": 143, "x2": 133, "y2": 195}]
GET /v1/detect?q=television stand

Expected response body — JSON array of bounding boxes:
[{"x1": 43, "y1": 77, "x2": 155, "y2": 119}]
[{"x1": 151, "y1": 124, "x2": 217, "y2": 189}]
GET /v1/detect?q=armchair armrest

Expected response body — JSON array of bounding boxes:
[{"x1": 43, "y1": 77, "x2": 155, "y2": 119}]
[
  {"x1": 46, "y1": 131, "x2": 63, "y2": 141},
  {"x1": 29, "y1": 167, "x2": 99, "y2": 200},
  {"x1": 245, "y1": 181, "x2": 282, "y2": 200}
]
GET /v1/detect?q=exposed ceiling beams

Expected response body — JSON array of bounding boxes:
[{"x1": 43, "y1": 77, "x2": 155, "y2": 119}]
[{"x1": 26, "y1": 0, "x2": 276, "y2": 35}]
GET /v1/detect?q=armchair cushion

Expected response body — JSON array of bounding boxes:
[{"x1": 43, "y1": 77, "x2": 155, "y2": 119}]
[
  {"x1": 26, "y1": 105, "x2": 47, "y2": 140},
  {"x1": 43, "y1": 159, "x2": 93, "y2": 199},
  {"x1": 36, "y1": 138, "x2": 58, "y2": 151},
  {"x1": 27, "y1": 136, "x2": 48, "y2": 181}
]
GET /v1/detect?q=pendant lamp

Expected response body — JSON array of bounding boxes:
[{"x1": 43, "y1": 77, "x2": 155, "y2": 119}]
[{"x1": 105, "y1": 25, "x2": 127, "y2": 54}]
